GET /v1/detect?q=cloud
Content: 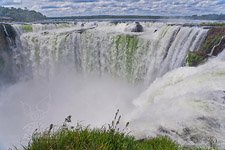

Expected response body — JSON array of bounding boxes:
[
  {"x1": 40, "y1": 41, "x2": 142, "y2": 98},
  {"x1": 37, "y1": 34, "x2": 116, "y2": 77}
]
[
  {"x1": 0, "y1": 0, "x2": 21, "y2": 5},
  {"x1": 1, "y1": 0, "x2": 225, "y2": 17}
]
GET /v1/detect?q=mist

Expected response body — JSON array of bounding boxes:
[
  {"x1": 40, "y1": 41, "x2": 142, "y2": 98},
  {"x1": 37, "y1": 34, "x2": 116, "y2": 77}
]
[{"x1": 0, "y1": 69, "x2": 143, "y2": 149}]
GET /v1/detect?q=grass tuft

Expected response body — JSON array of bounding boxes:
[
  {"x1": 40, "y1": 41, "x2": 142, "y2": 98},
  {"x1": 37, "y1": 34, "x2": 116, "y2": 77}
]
[{"x1": 20, "y1": 111, "x2": 215, "y2": 150}]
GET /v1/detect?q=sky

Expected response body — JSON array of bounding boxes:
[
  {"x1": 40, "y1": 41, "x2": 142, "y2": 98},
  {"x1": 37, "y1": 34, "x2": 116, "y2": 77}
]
[{"x1": 0, "y1": 0, "x2": 225, "y2": 17}]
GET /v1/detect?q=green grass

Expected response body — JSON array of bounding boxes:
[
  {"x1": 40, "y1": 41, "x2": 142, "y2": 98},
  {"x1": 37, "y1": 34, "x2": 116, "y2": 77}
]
[
  {"x1": 21, "y1": 111, "x2": 215, "y2": 150},
  {"x1": 186, "y1": 52, "x2": 206, "y2": 66},
  {"x1": 23, "y1": 126, "x2": 214, "y2": 150},
  {"x1": 21, "y1": 24, "x2": 33, "y2": 32},
  {"x1": 25, "y1": 130, "x2": 182, "y2": 150}
]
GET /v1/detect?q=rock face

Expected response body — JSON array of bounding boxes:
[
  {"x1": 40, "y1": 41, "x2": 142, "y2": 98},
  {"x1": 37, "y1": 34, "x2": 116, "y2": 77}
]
[
  {"x1": 0, "y1": 23, "x2": 18, "y2": 85},
  {"x1": 186, "y1": 27, "x2": 225, "y2": 66},
  {"x1": 211, "y1": 36, "x2": 225, "y2": 56},
  {"x1": 125, "y1": 22, "x2": 144, "y2": 32},
  {"x1": 203, "y1": 27, "x2": 225, "y2": 56}
]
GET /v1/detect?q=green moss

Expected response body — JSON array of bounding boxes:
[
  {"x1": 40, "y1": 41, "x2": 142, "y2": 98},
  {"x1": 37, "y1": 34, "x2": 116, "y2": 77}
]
[
  {"x1": 31, "y1": 37, "x2": 40, "y2": 65},
  {"x1": 114, "y1": 34, "x2": 139, "y2": 81},
  {"x1": 21, "y1": 24, "x2": 33, "y2": 32},
  {"x1": 57, "y1": 23, "x2": 71, "y2": 28},
  {"x1": 126, "y1": 35, "x2": 138, "y2": 80},
  {"x1": 202, "y1": 35, "x2": 222, "y2": 53},
  {"x1": 187, "y1": 52, "x2": 205, "y2": 66},
  {"x1": 113, "y1": 35, "x2": 127, "y2": 75}
]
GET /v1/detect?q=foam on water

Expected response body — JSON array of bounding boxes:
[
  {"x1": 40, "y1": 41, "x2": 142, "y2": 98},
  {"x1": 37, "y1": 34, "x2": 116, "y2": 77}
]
[{"x1": 127, "y1": 50, "x2": 225, "y2": 148}]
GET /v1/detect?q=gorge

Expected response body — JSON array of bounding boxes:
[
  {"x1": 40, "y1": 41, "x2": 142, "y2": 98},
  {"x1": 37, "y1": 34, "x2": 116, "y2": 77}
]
[{"x1": 0, "y1": 22, "x2": 225, "y2": 149}]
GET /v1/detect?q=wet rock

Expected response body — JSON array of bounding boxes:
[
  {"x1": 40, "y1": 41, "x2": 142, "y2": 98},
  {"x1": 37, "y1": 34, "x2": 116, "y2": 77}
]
[
  {"x1": 190, "y1": 134, "x2": 202, "y2": 143},
  {"x1": 125, "y1": 22, "x2": 144, "y2": 32},
  {"x1": 197, "y1": 116, "x2": 221, "y2": 129},
  {"x1": 182, "y1": 128, "x2": 191, "y2": 136},
  {"x1": 42, "y1": 31, "x2": 49, "y2": 35},
  {"x1": 178, "y1": 127, "x2": 192, "y2": 141},
  {"x1": 158, "y1": 126, "x2": 171, "y2": 134},
  {"x1": 211, "y1": 36, "x2": 225, "y2": 56},
  {"x1": 0, "y1": 23, "x2": 18, "y2": 85},
  {"x1": 81, "y1": 23, "x2": 85, "y2": 27}
]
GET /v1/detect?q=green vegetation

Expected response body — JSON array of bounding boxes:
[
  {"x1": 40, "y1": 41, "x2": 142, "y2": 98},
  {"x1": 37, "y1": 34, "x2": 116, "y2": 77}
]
[
  {"x1": 114, "y1": 35, "x2": 126, "y2": 73},
  {"x1": 202, "y1": 35, "x2": 222, "y2": 53},
  {"x1": 21, "y1": 110, "x2": 215, "y2": 150},
  {"x1": 126, "y1": 35, "x2": 138, "y2": 79},
  {"x1": 187, "y1": 52, "x2": 205, "y2": 66},
  {"x1": 190, "y1": 27, "x2": 225, "y2": 66},
  {"x1": 48, "y1": 14, "x2": 225, "y2": 21},
  {"x1": 25, "y1": 131, "x2": 181, "y2": 150},
  {"x1": 204, "y1": 28, "x2": 225, "y2": 54},
  {"x1": 0, "y1": 7, "x2": 46, "y2": 22},
  {"x1": 114, "y1": 35, "x2": 138, "y2": 81},
  {"x1": 57, "y1": 23, "x2": 71, "y2": 28},
  {"x1": 190, "y1": 14, "x2": 225, "y2": 20},
  {"x1": 200, "y1": 22, "x2": 225, "y2": 27},
  {"x1": 21, "y1": 24, "x2": 33, "y2": 32}
]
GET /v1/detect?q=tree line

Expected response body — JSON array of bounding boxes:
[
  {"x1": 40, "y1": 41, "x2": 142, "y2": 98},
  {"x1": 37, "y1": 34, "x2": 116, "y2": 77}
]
[{"x1": 0, "y1": 7, "x2": 46, "y2": 22}]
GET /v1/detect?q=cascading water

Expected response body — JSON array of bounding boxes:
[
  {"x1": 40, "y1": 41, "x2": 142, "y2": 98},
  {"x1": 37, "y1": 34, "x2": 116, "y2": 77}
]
[
  {"x1": 127, "y1": 50, "x2": 225, "y2": 148},
  {"x1": 15, "y1": 22, "x2": 208, "y2": 84},
  {"x1": 0, "y1": 24, "x2": 23, "y2": 87},
  {"x1": 1, "y1": 22, "x2": 225, "y2": 149}
]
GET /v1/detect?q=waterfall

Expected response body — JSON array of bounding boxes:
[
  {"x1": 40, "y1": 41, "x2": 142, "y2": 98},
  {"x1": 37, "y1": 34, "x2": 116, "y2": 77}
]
[
  {"x1": 127, "y1": 50, "x2": 225, "y2": 148},
  {"x1": 0, "y1": 24, "x2": 24, "y2": 86},
  {"x1": 2, "y1": 22, "x2": 221, "y2": 149},
  {"x1": 15, "y1": 22, "x2": 208, "y2": 85}
]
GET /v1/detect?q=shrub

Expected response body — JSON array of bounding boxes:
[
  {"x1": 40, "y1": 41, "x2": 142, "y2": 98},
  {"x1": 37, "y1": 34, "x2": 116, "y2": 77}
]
[{"x1": 21, "y1": 24, "x2": 33, "y2": 32}]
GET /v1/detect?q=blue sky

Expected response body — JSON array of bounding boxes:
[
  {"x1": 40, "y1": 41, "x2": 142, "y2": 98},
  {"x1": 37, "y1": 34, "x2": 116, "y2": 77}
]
[{"x1": 0, "y1": 0, "x2": 225, "y2": 17}]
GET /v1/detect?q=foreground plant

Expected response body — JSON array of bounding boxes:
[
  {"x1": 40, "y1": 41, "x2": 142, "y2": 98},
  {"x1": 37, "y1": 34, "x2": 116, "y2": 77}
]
[{"x1": 21, "y1": 110, "x2": 214, "y2": 150}]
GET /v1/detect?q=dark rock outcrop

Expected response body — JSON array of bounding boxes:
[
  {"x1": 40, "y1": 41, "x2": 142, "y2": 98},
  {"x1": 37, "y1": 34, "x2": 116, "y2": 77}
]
[
  {"x1": 0, "y1": 23, "x2": 18, "y2": 85},
  {"x1": 211, "y1": 36, "x2": 225, "y2": 56},
  {"x1": 187, "y1": 27, "x2": 225, "y2": 66},
  {"x1": 202, "y1": 27, "x2": 225, "y2": 54},
  {"x1": 125, "y1": 22, "x2": 144, "y2": 32}
]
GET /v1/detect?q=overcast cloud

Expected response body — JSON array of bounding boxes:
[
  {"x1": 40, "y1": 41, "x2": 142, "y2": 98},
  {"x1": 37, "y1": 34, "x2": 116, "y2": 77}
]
[{"x1": 0, "y1": 0, "x2": 224, "y2": 17}]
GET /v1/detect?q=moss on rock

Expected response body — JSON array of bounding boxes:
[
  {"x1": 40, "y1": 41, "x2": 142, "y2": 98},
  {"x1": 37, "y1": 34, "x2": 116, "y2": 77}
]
[
  {"x1": 21, "y1": 24, "x2": 33, "y2": 32},
  {"x1": 188, "y1": 27, "x2": 225, "y2": 67},
  {"x1": 200, "y1": 27, "x2": 225, "y2": 54},
  {"x1": 187, "y1": 52, "x2": 205, "y2": 66},
  {"x1": 126, "y1": 35, "x2": 138, "y2": 79},
  {"x1": 202, "y1": 35, "x2": 222, "y2": 54},
  {"x1": 114, "y1": 34, "x2": 139, "y2": 81}
]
